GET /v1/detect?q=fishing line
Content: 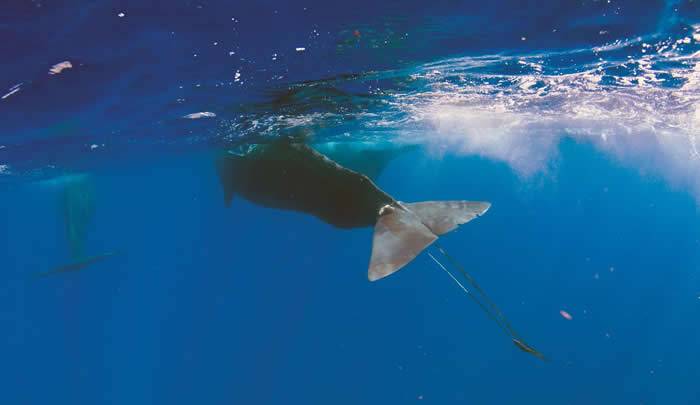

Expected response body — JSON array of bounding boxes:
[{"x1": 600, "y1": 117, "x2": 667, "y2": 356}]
[
  {"x1": 428, "y1": 243, "x2": 546, "y2": 361},
  {"x1": 434, "y1": 242, "x2": 522, "y2": 341},
  {"x1": 427, "y1": 251, "x2": 512, "y2": 338}
]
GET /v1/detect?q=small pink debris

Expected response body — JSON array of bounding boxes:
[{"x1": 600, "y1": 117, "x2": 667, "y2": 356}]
[
  {"x1": 49, "y1": 61, "x2": 73, "y2": 75},
  {"x1": 559, "y1": 310, "x2": 573, "y2": 320}
]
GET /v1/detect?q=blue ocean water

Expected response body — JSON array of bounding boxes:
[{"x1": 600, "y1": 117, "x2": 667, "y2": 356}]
[{"x1": 1, "y1": 1, "x2": 700, "y2": 404}]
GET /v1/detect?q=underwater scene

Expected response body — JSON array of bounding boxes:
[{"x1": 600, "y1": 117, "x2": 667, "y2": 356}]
[{"x1": 1, "y1": 0, "x2": 700, "y2": 404}]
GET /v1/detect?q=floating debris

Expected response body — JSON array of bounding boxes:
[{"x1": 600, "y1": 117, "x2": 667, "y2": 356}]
[
  {"x1": 2, "y1": 83, "x2": 22, "y2": 100},
  {"x1": 559, "y1": 310, "x2": 573, "y2": 320},
  {"x1": 1, "y1": 88, "x2": 20, "y2": 100},
  {"x1": 0, "y1": 164, "x2": 9, "y2": 174},
  {"x1": 117, "y1": 12, "x2": 125, "y2": 18},
  {"x1": 49, "y1": 61, "x2": 73, "y2": 75},
  {"x1": 234, "y1": 70, "x2": 241, "y2": 82},
  {"x1": 183, "y1": 111, "x2": 216, "y2": 119},
  {"x1": 295, "y1": 47, "x2": 306, "y2": 52}
]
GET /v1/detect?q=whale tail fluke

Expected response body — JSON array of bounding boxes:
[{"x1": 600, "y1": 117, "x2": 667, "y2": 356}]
[
  {"x1": 367, "y1": 201, "x2": 490, "y2": 281},
  {"x1": 368, "y1": 202, "x2": 546, "y2": 360},
  {"x1": 37, "y1": 251, "x2": 122, "y2": 278},
  {"x1": 403, "y1": 201, "x2": 491, "y2": 236}
]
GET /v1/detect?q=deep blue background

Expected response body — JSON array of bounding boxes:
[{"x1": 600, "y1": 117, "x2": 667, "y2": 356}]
[
  {"x1": 3, "y1": 142, "x2": 700, "y2": 404},
  {"x1": 2, "y1": 1, "x2": 700, "y2": 404}
]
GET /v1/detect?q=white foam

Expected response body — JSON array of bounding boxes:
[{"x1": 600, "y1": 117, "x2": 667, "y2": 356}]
[{"x1": 389, "y1": 40, "x2": 700, "y2": 196}]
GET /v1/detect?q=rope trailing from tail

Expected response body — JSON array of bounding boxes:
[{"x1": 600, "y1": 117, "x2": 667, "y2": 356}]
[{"x1": 429, "y1": 243, "x2": 547, "y2": 361}]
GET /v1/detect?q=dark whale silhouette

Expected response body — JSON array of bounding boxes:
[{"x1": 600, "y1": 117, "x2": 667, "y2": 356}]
[
  {"x1": 35, "y1": 174, "x2": 119, "y2": 277},
  {"x1": 216, "y1": 140, "x2": 490, "y2": 281},
  {"x1": 216, "y1": 139, "x2": 547, "y2": 360}
]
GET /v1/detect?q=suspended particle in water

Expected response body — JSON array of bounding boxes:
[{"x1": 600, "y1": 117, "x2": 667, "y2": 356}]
[
  {"x1": 49, "y1": 61, "x2": 72, "y2": 75},
  {"x1": 559, "y1": 310, "x2": 573, "y2": 320}
]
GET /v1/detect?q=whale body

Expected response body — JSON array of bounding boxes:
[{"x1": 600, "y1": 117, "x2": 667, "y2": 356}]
[{"x1": 217, "y1": 140, "x2": 490, "y2": 281}]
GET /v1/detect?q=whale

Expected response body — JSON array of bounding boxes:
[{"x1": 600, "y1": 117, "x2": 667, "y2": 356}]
[
  {"x1": 216, "y1": 139, "x2": 490, "y2": 281},
  {"x1": 215, "y1": 138, "x2": 547, "y2": 360},
  {"x1": 34, "y1": 173, "x2": 118, "y2": 276}
]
